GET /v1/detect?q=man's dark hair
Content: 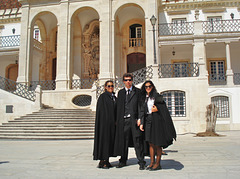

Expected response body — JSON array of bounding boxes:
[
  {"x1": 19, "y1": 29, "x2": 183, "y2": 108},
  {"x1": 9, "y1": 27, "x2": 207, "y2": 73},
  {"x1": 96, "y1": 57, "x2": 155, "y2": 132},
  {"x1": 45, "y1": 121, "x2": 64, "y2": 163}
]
[{"x1": 122, "y1": 73, "x2": 133, "y2": 81}]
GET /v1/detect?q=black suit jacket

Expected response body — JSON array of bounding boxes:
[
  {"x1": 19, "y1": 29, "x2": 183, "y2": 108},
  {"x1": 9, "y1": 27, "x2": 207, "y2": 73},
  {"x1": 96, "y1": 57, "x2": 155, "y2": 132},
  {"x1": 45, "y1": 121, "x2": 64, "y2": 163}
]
[{"x1": 114, "y1": 85, "x2": 143, "y2": 156}]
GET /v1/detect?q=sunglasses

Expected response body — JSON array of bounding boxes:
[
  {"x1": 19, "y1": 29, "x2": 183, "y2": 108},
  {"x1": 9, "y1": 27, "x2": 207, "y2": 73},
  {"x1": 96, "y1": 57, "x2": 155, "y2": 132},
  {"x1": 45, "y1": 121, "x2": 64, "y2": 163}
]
[
  {"x1": 145, "y1": 85, "x2": 152, "y2": 89},
  {"x1": 107, "y1": 85, "x2": 114, "y2": 88},
  {"x1": 123, "y1": 79, "x2": 132, "y2": 82}
]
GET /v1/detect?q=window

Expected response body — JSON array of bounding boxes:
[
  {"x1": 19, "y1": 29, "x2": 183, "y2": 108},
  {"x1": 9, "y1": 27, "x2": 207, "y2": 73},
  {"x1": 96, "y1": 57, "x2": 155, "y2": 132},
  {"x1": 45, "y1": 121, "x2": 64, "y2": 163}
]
[
  {"x1": 211, "y1": 96, "x2": 230, "y2": 118},
  {"x1": 129, "y1": 24, "x2": 143, "y2": 47},
  {"x1": 129, "y1": 24, "x2": 142, "y2": 38},
  {"x1": 34, "y1": 28, "x2": 40, "y2": 41},
  {"x1": 161, "y1": 90, "x2": 186, "y2": 117},
  {"x1": 209, "y1": 60, "x2": 226, "y2": 85},
  {"x1": 207, "y1": 16, "x2": 222, "y2": 32}
]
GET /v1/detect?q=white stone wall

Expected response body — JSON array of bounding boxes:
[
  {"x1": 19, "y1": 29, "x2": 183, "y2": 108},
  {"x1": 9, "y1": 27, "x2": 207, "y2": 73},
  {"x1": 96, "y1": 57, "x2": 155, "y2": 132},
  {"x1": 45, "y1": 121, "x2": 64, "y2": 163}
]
[
  {"x1": 1, "y1": 23, "x2": 21, "y2": 36},
  {"x1": 208, "y1": 87, "x2": 240, "y2": 130},
  {"x1": 0, "y1": 89, "x2": 36, "y2": 124}
]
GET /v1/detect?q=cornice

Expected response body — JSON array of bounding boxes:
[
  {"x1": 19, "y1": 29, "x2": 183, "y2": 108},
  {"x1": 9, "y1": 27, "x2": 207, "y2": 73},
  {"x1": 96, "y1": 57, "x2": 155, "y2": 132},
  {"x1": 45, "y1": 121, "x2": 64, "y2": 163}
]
[
  {"x1": 0, "y1": 17, "x2": 21, "y2": 24},
  {"x1": 162, "y1": 1, "x2": 240, "y2": 12}
]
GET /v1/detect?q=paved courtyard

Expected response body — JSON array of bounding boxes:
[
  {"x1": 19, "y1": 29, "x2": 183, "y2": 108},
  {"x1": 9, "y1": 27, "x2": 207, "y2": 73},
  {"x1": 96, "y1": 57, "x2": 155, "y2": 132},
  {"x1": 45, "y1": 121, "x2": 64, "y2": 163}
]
[{"x1": 0, "y1": 131, "x2": 240, "y2": 179}]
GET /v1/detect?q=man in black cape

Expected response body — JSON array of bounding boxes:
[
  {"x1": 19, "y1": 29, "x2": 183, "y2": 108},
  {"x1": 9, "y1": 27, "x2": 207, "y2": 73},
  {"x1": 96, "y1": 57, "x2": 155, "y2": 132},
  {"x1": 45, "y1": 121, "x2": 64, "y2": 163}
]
[{"x1": 114, "y1": 73, "x2": 145, "y2": 170}]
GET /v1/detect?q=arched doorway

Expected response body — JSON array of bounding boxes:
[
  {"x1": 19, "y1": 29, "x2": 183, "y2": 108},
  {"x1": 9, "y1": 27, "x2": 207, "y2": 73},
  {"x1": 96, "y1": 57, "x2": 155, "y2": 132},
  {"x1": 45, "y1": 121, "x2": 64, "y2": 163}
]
[
  {"x1": 127, "y1": 53, "x2": 146, "y2": 73},
  {"x1": 5, "y1": 64, "x2": 18, "y2": 91}
]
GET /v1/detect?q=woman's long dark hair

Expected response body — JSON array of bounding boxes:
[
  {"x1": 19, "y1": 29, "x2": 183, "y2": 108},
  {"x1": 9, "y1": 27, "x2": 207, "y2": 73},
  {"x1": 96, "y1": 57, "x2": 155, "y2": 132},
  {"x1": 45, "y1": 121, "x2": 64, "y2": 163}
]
[
  {"x1": 140, "y1": 80, "x2": 157, "y2": 103},
  {"x1": 104, "y1": 80, "x2": 114, "y2": 92}
]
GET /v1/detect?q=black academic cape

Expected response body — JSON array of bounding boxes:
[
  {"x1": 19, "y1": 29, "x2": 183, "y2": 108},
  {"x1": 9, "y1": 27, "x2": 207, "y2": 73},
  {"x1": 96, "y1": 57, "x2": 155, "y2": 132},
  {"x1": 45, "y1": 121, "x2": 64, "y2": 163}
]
[
  {"x1": 140, "y1": 92, "x2": 176, "y2": 153},
  {"x1": 93, "y1": 91, "x2": 116, "y2": 160},
  {"x1": 114, "y1": 85, "x2": 143, "y2": 156},
  {"x1": 153, "y1": 93, "x2": 177, "y2": 148}
]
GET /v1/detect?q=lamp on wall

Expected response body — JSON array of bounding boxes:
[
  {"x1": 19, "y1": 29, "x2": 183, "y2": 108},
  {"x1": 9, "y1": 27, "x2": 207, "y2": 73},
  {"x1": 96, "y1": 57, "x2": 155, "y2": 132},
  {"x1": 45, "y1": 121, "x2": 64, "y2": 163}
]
[
  {"x1": 12, "y1": 28, "x2": 16, "y2": 34},
  {"x1": 150, "y1": 15, "x2": 157, "y2": 64},
  {"x1": 172, "y1": 47, "x2": 176, "y2": 56},
  {"x1": 15, "y1": 60, "x2": 18, "y2": 64},
  {"x1": 230, "y1": 13, "x2": 234, "y2": 19}
]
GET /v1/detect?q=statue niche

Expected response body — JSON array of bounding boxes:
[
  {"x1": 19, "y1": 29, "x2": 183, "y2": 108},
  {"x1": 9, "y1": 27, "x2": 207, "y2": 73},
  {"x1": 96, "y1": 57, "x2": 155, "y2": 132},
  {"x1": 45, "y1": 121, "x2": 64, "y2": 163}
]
[{"x1": 82, "y1": 21, "x2": 99, "y2": 79}]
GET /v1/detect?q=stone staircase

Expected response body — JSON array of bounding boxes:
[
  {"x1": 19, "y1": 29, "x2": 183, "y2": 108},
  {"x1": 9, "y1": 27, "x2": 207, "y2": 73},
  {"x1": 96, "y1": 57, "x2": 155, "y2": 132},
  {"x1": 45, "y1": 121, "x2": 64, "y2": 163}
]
[{"x1": 0, "y1": 108, "x2": 95, "y2": 140}]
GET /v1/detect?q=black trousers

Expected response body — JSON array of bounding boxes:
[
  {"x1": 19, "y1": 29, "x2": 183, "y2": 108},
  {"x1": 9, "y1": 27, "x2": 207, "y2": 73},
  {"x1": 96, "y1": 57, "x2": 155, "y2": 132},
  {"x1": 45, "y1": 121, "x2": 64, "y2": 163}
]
[{"x1": 120, "y1": 117, "x2": 145, "y2": 164}]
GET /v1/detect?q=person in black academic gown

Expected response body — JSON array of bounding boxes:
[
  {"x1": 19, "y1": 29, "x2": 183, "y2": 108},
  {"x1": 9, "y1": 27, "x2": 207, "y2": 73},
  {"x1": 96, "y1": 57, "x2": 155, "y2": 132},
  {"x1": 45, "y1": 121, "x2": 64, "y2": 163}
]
[
  {"x1": 139, "y1": 80, "x2": 176, "y2": 171},
  {"x1": 114, "y1": 73, "x2": 146, "y2": 170},
  {"x1": 93, "y1": 80, "x2": 116, "y2": 169}
]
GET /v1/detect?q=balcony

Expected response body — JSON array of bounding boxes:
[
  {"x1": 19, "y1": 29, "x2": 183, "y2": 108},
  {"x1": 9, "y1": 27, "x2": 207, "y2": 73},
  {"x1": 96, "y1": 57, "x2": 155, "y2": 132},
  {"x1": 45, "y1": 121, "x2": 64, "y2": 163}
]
[
  {"x1": 159, "y1": 22, "x2": 194, "y2": 36},
  {"x1": 202, "y1": 19, "x2": 240, "y2": 33},
  {"x1": 158, "y1": 19, "x2": 240, "y2": 36},
  {"x1": 129, "y1": 38, "x2": 143, "y2": 47},
  {"x1": 209, "y1": 74, "x2": 226, "y2": 86},
  {"x1": 158, "y1": 63, "x2": 199, "y2": 78},
  {"x1": 234, "y1": 73, "x2": 240, "y2": 85},
  {"x1": 0, "y1": 35, "x2": 20, "y2": 48}
]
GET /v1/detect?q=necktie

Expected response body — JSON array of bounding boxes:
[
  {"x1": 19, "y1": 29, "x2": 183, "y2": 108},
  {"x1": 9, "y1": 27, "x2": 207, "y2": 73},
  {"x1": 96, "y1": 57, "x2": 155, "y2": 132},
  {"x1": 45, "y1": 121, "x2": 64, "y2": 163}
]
[{"x1": 126, "y1": 89, "x2": 130, "y2": 102}]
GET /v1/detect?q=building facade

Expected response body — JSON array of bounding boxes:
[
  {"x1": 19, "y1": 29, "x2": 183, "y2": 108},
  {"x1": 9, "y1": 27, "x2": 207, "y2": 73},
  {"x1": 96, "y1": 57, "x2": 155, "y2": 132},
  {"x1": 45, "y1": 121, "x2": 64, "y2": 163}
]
[{"x1": 0, "y1": 0, "x2": 240, "y2": 134}]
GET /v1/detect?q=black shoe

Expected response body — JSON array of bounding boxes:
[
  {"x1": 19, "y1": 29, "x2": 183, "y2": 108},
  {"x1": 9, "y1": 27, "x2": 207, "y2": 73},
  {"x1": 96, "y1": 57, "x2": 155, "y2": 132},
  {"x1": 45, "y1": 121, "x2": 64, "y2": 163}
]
[
  {"x1": 97, "y1": 160, "x2": 104, "y2": 168},
  {"x1": 139, "y1": 163, "x2": 145, "y2": 170},
  {"x1": 106, "y1": 161, "x2": 113, "y2": 168},
  {"x1": 116, "y1": 162, "x2": 126, "y2": 168},
  {"x1": 150, "y1": 165, "x2": 162, "y2": 171},
  {"x1": 146, "y1": 166, "x2": 153, "y2": 170}
]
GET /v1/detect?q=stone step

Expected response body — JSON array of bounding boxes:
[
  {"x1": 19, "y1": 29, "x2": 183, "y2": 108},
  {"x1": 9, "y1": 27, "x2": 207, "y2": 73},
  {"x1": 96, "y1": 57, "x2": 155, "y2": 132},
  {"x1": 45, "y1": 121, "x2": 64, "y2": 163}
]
[
  {"x1": 0, "y1": 124, "x2": 94, "y2": 127},
  {"x1": 3, "y1": 120, "x2": 94, "y2": 125},
  {"x1": 0, "y1": 133, "x2": 94, "y2": 136},
  {"x1": 0, "y1": 127, "x2": 94, "y2": 130},
  {"x1": 0, "y1": 136, "x2": 93, "y2": 140},
  {"x1": 0, "y1": 108, "x2": 96, "y2": 140},
  {"x1": 11, "y1": 119, "x2": 95, "y2": 122},
  {"x1": 15, "y1": 116, "x2": 95, "y2": 120},
  {"x1": 0, "y1": 130, "x2": 94, "y2": 133}
]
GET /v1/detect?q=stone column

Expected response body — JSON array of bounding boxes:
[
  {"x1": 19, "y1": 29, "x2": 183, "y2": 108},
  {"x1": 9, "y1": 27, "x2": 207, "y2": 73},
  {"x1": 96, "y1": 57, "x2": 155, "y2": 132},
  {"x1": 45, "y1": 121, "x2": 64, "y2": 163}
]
[
  {"x1": 145, "y1": 1, "x2": 158, "y2": 66},
  {"x1": 55, "y1": 0, "x2": 69, "y2": 90},
  {"x1": 98, "y1": 1, "x2": 112, "y2": 85},
  {"x1": 225, "y1": 42, "x2": 234, "y2": 86},
  {"x1": 193, "y1": 39, "x2": 208, "y2": 78},
  {"x1": 17, "y1": 3, "x2": 30, "y2": 84}
]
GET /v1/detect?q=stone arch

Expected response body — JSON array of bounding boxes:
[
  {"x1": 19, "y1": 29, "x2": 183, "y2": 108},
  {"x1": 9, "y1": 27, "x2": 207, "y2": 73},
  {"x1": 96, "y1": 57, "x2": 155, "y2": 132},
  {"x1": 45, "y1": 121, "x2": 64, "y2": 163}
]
[
  {"x1": 70, "y1": 7, "x2": 100, "y2": 82},
  {"x1": 114, "y1": 3, "x2": 146, "y2": 76},
  {"x1": 29, "y1": 11, "x2": 58, "y2": 82}
]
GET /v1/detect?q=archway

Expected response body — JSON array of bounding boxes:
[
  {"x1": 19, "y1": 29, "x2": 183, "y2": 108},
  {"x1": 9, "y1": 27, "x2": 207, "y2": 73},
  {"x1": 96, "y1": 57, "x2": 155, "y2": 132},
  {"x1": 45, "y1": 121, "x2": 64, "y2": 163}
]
[
  {"x1": 127, "y1": 53, "x2": 146, "y2": 73},
  {"x1": 114, "y1": 3, "x2": 146, "y2": 76},
  {"x1": 30, "y1": 12, "x2": 58, "y2": 83}
]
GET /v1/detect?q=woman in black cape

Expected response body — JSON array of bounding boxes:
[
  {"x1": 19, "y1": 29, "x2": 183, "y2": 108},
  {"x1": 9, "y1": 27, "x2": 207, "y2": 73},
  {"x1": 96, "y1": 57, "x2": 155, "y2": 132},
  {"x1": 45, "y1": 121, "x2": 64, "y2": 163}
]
[
  {"x1": 139, "y1": 80, "x2": 176, "y2": 171},
  {"x1": 93, "y1": 80, "x2": 116, "y2": 169}
]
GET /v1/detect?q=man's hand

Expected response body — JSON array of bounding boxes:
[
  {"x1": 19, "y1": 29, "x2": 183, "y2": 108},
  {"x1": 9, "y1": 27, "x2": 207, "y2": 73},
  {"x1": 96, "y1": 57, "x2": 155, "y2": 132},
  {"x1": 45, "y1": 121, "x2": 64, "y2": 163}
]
[
  {"x1": 152, "y1": 105, "x2": 158, "y2": 112},
  {"x1": 140, "y1": 124, "x2": 144, "y2": 131},
  {"x1": 137, "y1": 119, "x2": 141, "y2": 126}
]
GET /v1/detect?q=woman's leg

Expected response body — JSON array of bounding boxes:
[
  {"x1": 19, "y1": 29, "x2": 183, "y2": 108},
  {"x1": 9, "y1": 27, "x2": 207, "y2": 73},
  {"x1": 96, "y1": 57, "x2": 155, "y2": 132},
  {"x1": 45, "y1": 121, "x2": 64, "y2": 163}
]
[
  {"x1": 149, "y1": 143, "x2": 155, "y2": 167},
  {"x1": 152, "y1": 145, "x2": 162, "y2": 169}
]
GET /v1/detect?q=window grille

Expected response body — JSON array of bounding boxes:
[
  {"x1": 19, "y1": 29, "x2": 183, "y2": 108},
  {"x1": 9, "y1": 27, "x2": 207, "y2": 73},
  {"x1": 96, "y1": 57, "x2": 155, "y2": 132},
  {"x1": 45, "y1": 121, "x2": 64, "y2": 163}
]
[
  {"x1": 161, "y1": 90, "x2": 186, "y2": 117},
  {"x1": 209, "y1": 61, "x2": 226, "y2": 85},
  {"x1": 211, "y1": 96, "x2": 230, "y2": 118}
]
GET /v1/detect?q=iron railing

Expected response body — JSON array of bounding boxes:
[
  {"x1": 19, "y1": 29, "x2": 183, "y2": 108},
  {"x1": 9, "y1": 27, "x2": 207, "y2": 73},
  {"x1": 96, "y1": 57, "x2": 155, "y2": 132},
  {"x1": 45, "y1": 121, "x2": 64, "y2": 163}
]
[
  {"x1": 233, "y1": 73, "x2": 240, "y2": 85},
  {"x1": 71, "y1": 78, "x2": 96, "y2": 89},
  {"x1": 158, "y1": 22, "x2": 194, "y2": 36},
  {"x1": 129, "y1": 38, "x2": 143, "y2": 47},
  {"x1": 203, "y1": 19, "x2": 240, "y2": 33},
  {"x1": 0, "y1": 35, "x2": 20, "y2": 47},
  {"x1": 158, "y1": 63, "x2": 199, "y2": 78},
  {"x1": 30, "y1": 80, "x2": 56, "y2": 91},
  {"x1": 209, "y1": 74, "x2": 226, "y2": 85},
  {"x1": 96, "y1": 65, "x2": 153, "y2": 99},
  {"x1": 0, "y1": 76, "x2": 35, "y2": 101}
]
